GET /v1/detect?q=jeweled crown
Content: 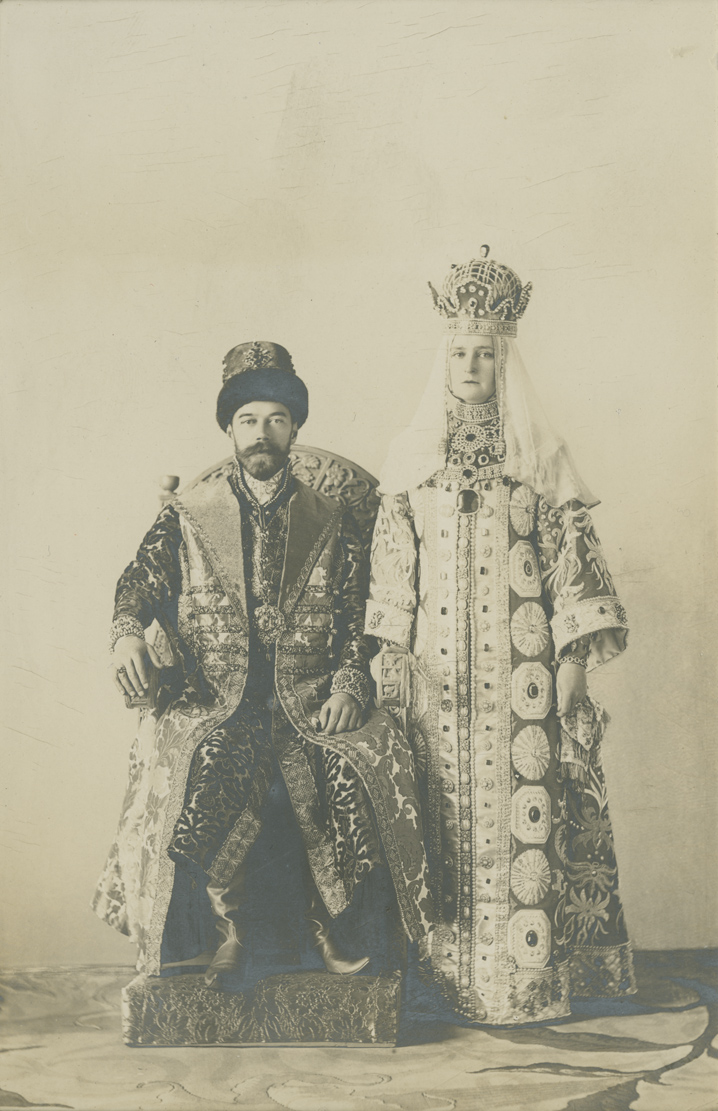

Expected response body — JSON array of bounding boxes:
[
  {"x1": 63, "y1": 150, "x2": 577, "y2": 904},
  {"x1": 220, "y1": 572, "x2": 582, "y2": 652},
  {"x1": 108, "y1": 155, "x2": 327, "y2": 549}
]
[
  {"x1": 429, "y1": 246, "x2": 532, "y2": 336},
  {"x1": 222, "y1": 341, "x2": 295, "y2": 383}
]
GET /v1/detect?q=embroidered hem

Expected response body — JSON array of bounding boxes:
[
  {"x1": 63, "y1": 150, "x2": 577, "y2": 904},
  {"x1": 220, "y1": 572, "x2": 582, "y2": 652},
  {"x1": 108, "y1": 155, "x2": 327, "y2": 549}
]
[
  {"x1": 206, "y1": 754, "x2": 275, "y2": 885},
  {"x1": 273, "y1": 714, "x2": 350, "y2": 918},
  {"x1": 569, "y1": 942, "x2": 637, "y2": 998}
]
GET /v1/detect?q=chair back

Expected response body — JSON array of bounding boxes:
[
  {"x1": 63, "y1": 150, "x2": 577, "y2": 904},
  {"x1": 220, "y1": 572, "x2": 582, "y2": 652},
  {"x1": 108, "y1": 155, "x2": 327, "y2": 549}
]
[{"x1": 161, "y1": 444, "x2": 380, "y2": 552}]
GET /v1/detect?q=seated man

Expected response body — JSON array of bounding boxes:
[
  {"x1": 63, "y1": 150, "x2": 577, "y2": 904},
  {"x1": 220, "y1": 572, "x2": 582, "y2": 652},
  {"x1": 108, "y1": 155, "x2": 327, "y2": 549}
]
[{"x1": 93, "y1": 341, "x2": 432, "y2": 991}]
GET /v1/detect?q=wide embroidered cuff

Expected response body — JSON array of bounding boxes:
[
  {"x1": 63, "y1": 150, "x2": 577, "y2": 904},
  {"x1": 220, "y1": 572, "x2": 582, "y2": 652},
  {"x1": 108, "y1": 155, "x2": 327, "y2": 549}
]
[
  {"x1": 364, "y1": 599, "x2": 414, "y2": 647},
  {"x1": 109, "y1": 615, "x2": 145, "y2": 654},
  {"x1": 331, "y1": 666, "x2": 372, "y2": 711},
  {"x1": 551, "y1": 596, "x2": 628, "y2": 662}
]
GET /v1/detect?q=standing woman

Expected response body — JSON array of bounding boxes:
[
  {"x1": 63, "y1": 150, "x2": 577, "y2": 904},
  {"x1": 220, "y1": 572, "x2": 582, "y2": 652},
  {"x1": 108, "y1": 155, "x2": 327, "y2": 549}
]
[{"x1": 365, "y1": 249, "x2": 635, "y2": 1025}]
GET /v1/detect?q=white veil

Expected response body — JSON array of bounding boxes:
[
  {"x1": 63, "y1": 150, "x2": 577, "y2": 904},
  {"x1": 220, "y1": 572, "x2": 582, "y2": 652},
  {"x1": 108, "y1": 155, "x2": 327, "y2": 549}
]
[{"x1": 379, "y1": 335, "x2": 598, "y2": 508}]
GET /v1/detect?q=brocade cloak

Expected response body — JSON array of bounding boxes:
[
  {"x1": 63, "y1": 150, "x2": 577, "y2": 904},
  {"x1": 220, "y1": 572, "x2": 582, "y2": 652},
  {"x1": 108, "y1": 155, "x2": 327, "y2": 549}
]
[{"x1": 93, "y1": 467, "x2": 433, "y2": 974}]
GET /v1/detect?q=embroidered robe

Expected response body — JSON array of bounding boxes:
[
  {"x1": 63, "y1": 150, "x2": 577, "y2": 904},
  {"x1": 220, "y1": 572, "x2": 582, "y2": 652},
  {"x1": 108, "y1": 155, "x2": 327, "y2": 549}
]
[
  {"x1": 93, "y1": 466, "x2": 432, "y2": 974},
  {"x1": 366, "y1": 467, "x2": 635, "y2": 1024}
]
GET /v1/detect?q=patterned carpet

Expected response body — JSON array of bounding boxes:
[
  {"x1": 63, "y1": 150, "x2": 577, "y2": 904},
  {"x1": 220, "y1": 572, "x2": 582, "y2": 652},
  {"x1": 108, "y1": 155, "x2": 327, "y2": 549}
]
[{"x1": 0, "y1": 951, "x2": 716, "y2": 1111}]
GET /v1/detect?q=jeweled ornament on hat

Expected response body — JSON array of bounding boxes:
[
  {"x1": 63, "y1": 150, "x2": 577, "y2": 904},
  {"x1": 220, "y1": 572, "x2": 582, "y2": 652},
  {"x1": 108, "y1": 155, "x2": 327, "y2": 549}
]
[
  {"x1": 221, "y1": 341, "x2": 296, "y2": 383},
  {"x1": 243, "y1": 341, "x2": 273, "y2": 371}
]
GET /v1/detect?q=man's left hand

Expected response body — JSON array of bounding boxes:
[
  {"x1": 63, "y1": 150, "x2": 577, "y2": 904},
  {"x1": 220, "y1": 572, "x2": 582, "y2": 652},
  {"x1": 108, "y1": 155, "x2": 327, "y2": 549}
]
[{"x1": 312, "y1": 692, "x2": 362, "y2": 735}]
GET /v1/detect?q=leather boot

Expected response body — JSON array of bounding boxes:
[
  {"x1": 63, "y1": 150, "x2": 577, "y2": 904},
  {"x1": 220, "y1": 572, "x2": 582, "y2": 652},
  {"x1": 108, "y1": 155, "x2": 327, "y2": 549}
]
[
  {"x1": 305, "y1": 890, "x2": 370, "y2": 975},
  {"x1": 204, "y1": 861, "x2": 249, "y2": 987},
  {"x1": 161, "y1": 950, "x2": 215, "y2": 971}
]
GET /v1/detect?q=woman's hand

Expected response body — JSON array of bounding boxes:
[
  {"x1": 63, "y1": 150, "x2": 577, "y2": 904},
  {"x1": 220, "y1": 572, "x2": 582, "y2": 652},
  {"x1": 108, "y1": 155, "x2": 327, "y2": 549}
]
[
  {"x1": 312, "y1": 692, "x2": 362, "y2": 735},
  {"x1": 112, "y1": 635, "x2": 162, "y2": 699},
  {"x1": 556, "y1": 661, "x2": 587, "y2": 718}
]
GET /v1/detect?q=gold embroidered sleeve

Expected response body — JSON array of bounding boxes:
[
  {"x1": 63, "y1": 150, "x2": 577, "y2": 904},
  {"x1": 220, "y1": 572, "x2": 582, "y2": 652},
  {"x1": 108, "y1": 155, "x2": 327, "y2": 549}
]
[
  {"x1": 365, "y1": 492, "x2": 418, "y2": 648},
  {"x1": 536, "y1": 497, "x2": 628, "y2": 670}
]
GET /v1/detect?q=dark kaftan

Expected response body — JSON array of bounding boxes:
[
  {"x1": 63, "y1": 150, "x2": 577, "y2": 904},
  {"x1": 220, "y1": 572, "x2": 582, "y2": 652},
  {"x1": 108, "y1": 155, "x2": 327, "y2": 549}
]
[{"x1": 113, "y1": 467, "x2": 379, "y2": 889}]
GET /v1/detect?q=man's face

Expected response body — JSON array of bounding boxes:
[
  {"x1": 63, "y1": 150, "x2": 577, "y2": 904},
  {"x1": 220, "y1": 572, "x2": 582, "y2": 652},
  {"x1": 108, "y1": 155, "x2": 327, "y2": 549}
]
[
  {"x1": 228, "y1": 400, "x2": 297, "y2": 479},
  {"x1": 448, "y1": 334, "x2": 496, "y2": 404}
]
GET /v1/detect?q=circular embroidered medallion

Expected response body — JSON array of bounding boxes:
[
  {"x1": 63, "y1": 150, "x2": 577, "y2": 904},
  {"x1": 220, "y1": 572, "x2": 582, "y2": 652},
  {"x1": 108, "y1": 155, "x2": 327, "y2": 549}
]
[
  {"x1": 511, "y1": 602, "x2": 549, "y2": 657},
  {"x1": 511, "y1": 725, "x2": 550, "y2": 779},
  {"x1": 510, "y1": 849, "x2": 551, "y2": 905},
  {"x1": 510, "y1": 485, "x2": 539, "y2": 537},
  {"x1": 254, "y1": 603, "x2": 286, "y2": 645}
]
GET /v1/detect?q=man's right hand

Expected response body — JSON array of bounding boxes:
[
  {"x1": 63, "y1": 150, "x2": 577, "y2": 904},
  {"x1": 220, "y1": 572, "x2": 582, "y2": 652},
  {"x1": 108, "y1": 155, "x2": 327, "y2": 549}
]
[{"x1": 112, "y1": 635, "x2": 162, "y2": 699}]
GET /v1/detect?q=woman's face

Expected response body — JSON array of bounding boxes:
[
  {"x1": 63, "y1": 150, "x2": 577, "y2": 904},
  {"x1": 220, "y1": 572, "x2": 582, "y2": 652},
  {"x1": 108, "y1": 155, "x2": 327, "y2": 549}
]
[{"x1": 448, "y1": 334, "x2": 496, "y2": 404}]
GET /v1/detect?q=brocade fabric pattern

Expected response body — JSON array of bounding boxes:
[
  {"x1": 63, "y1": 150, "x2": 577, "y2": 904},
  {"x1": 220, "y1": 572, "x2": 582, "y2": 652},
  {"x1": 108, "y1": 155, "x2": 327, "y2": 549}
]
[
  {"x1": 113, "y1": 504, "x2": 183, "y2": 629},
  {"x1": 535, "y1": 498, "x2": 629, "y2": 661},
  {"x1": 167, "y1": 699, "x2": 274, "y2": 869},
  {"x1": 167, "y1": 695, "x2": 379, "y2": 885}
]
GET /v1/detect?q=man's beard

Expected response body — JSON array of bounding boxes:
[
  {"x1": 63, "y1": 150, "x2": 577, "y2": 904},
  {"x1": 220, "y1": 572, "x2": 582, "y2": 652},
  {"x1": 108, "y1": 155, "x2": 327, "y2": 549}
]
[{"x1": 236, "y1": 442, "x2": 289, "y2": 480}]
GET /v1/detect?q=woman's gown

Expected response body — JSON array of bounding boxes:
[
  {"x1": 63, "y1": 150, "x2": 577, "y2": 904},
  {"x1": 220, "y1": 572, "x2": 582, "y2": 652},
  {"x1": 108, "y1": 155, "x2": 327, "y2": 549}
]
[{"x1": 365, "y1": 409, "x2": 635, "y2": 1024}]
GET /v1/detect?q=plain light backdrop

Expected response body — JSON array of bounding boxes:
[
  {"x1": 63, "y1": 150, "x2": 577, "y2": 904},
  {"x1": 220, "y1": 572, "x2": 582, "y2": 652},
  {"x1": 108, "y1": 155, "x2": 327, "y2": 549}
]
[{"x1": 1, "y1": 0, "x2": 716, "y2": 966}]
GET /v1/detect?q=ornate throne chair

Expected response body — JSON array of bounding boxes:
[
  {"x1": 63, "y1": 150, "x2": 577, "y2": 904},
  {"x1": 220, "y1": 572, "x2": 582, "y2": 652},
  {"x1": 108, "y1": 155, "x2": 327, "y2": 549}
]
[
  {"x1": 122, "y1": 446, "x2": 405, "y2": 1048},
  {"x1": 159, "y1": 443, "x2": 381, "y2": 552}
]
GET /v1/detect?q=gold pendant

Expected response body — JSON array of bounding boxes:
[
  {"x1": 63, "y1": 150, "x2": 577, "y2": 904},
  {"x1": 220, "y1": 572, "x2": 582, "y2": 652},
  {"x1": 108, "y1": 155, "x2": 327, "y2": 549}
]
[{"x1": 254, "y1": 603, "x2": 286, "y2": 645}]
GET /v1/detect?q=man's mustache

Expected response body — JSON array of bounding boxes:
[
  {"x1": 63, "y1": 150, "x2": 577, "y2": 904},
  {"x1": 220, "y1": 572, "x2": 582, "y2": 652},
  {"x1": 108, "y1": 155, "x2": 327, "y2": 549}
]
[{"x1": 243, "y1": 443, "x2": 281, "y2": 456}]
